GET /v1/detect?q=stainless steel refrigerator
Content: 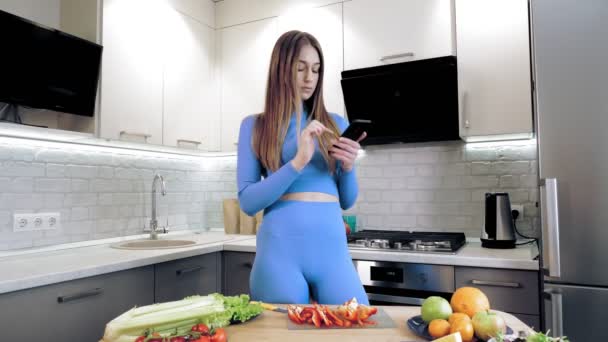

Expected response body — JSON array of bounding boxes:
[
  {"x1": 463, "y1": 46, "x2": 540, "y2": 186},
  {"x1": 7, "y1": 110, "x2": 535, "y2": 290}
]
[{"x1": 531, "y1": 0, "x2": 608, "y2": 339}]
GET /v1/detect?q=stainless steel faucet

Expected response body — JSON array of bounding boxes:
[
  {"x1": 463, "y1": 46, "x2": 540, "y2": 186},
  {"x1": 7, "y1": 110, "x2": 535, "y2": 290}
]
[{"x1": 150, "y1": 174, "x2": 167, "y2": 239}]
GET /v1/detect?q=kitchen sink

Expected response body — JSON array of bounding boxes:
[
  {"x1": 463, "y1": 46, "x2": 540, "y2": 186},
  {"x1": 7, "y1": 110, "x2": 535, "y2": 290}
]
[{"x1": 111, "y1": 239, "x2": 198, "y2": 250}]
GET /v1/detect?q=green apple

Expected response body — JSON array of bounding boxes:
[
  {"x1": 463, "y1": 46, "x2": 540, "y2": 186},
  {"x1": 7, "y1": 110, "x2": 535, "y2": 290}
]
[
  {"x1": 472, "y1": 310, "x2": 507, "y2": 340},
  {"x1": 421, "y1": 296, "x2": 452, "y2": 323}
]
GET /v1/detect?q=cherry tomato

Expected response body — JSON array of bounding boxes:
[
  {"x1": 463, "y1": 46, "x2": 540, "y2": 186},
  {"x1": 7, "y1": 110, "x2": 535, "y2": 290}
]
[
  {"x1": 210, "y1": 328, "x2": 227, "y2": 342},
  {"x1": 135, "y1": 337, "x2": 145, "y2": 342},
  {"x1": 191, "y1": 323, "x2": 210, "y2": 334},
  {"x1": 169, "y1": 337, "x2": 187, "y2": 342}
]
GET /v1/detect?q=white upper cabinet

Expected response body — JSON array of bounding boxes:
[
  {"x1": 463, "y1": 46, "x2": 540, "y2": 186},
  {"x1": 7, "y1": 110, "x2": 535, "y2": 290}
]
[
  {"x1": 219, "y1": 18, "x2": 280, "y2": 152},
  {"x1": 101, "y1": 0, "x2": 219, "y2": 149},
  {"x1": 163, "y1": 11, "x2": 220, "y2": 151},
  {"x1": 277, "y1": 3, "x2": 344, "y2": 115},
  {"x1": 344, "y1": 0, "x2": 455, "y2": 70},
  {"x1": 101, "y1": 0, "x2": 164, "y2": 145},
  {"x1": 455, "y1": 0, "x2": 533, "y2": 141}
]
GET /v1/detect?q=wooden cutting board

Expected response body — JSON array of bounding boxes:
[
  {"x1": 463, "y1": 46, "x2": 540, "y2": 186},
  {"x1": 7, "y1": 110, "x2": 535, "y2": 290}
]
[{"x1": 287, "y1": 307, "x2": 396, "y2": 330}]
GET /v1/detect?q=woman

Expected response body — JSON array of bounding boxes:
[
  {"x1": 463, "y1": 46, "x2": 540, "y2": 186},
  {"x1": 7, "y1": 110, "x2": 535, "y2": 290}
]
[{"x1": 237, "y1": 30, "x2": 369, "y2": 305}]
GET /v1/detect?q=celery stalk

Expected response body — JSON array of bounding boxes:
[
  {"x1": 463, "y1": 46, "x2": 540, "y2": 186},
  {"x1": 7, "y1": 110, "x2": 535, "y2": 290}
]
[{"x1": 101, "y1": 295, "x2": 227, "y2": 342}]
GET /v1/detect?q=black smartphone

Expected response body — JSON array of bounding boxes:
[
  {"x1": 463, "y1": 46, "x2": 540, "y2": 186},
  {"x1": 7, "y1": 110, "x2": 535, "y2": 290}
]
[{"x1": 341, "y1": 119, "x2": 372, "y2": 141}]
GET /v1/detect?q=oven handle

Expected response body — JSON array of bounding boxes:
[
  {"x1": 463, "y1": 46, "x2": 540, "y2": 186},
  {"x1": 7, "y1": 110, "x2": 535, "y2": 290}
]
[{"x1": 367, "y1": 293, "x2": 424, "y2": 305}]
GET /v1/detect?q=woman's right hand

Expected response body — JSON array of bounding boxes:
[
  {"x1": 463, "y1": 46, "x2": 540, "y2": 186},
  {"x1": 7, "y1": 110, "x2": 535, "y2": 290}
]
[{"x1": 291, "y1": 120, "x2": 333, "y2": 171}]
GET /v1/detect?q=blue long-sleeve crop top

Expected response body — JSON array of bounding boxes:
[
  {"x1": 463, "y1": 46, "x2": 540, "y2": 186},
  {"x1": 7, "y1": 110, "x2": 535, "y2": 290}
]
[{"x1": 237, "y1": 110, "x2": 359, "y2": 216}]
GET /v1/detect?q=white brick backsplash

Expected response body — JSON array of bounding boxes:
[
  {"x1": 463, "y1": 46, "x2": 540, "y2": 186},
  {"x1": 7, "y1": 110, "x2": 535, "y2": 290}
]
[
  {"x1": 520, "y1": 174, "x2": 538, "y2": 187},
  {"x1": 35, "y1": 178, "x2": 71, "y2": 192},
  {"x1": 1, "y1": 161, "x2": 45, "y2": 177},
  {"x1": 407, "y1": 176, "x2": 443, "y2": 189},
  {"x1": 499, "y1": 175, "x2": 520, "y2": 188},
  {"x1": 384, "y1": 215, "x2": 416, "y2": 228},
  {"x1": 71, "y1": 179, "x2": 90, "y2": 192},
  {"x1": 71, "y1": 207, "x2": 89, "y2": 221},
  {"x1": 67, "y1": 165, "x2": 99, "y2": 178},
  {"x1": 10, "y1": 177, "x2": 34, "y2": 193},
  {"x1": 64, "y1": 193, "x2": 97, "y2": 206},
  {"x1": 46, "y1": 164, "x2": 67, "y2": 177},
  {"x1": 359, "y1": 178, "x2": 392, "y2": 189},
  {"x1": 434, "y1": 189, "x2": 471, "y2": 202},
  {"x1": 0, "y1": 137, "x2": 539, "y2": 251},
  {"x1": 416, "y1": 165, "x2": 434, "y2": 176},
  {"x1": 381, "y1": 190, "x2": 415, "y2": 202},
  {"x1": 98, "y1": 166, "x2": 114, "y2": 178},
  {"x1": 390, "y1": 203, "x2": 411, "y2": 214},
  {"x1": 415, "y1": 191, "x2": 435, "y2": 202}
]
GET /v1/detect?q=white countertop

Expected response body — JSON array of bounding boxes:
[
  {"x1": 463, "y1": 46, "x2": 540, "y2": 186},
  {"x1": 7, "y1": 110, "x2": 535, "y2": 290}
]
[
  {"x1": 223, "y1": 237, "x2": 540, "y2": 270},
  {"x1": 0, "y1": 231, "x2": 539, "y2": 295}
]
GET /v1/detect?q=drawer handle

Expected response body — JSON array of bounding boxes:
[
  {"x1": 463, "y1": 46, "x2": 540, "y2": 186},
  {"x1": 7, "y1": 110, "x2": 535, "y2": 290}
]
[
  {"x1": 176, "y1": 266, "x2": 203, "y2": 276},
  {"x1": 471, "y1": 280, "x2": 521, "y2": 288},
  {"x1": 177, "y1": 139, "x2": 202, "y2": 146},
  {"x1": 379, "y1": 52, "x2": 415, "y2": 62},
  {"x1": 57, "y1": 287, "x2": 103, "y2": 303},
  {"x1": 243, "y1": 262, "x2": 253, "y2": 269},
  {"x1": 119, "y1": 131, "x2": 151, "y2": 139}
]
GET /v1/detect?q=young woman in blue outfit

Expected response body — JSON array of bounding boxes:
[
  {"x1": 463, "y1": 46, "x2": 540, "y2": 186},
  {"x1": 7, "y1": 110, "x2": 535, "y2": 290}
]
[{"x1": 237, "y1": 30, "x2": 369, "y2": 305}]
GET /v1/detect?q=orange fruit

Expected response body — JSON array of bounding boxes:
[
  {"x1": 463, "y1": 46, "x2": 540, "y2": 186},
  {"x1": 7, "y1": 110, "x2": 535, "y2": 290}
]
[
  {"x1": 450, "y1": 319, "x2": 474, "y2": 342},
  {"x1": 448, "y1": 312, "x2": 471, "y2": 325},
  {"x1": 429, "y1": 319, "x2": 451, "y2": 338},
  {"x1": 450, "y1": 287, "x2": 490, "y2": 318}
]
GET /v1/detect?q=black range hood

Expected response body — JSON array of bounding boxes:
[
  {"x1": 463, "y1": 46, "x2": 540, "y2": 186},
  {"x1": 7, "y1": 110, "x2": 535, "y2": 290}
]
[{"x1": 340, "y1": 56, "x2": 460, "y2": 145}]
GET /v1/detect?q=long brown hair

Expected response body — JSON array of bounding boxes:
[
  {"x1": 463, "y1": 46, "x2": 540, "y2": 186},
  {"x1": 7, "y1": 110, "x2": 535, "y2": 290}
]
[{"x1": 252, "y1": 30, "x2": 340, "y2": 173}]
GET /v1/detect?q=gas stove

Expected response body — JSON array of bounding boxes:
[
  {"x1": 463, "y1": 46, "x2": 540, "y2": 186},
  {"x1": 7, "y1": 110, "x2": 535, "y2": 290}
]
[{"x1": 347, "y1": 230, "x2": 466, "y2": 254}]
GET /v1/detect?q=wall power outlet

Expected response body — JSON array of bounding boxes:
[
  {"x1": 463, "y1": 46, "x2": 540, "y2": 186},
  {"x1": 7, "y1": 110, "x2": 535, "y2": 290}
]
[
  {"x1": 13, "y1": 213, "x2": 61, "y2": 232},
  {"x1": 511, "y1": 204, "x2": 524, "y2": 221}
]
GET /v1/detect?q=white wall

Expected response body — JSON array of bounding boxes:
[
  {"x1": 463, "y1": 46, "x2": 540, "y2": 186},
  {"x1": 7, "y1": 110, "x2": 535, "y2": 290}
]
[{"x1": 0, "y1": 0, "x2": 61, "y2": 29}]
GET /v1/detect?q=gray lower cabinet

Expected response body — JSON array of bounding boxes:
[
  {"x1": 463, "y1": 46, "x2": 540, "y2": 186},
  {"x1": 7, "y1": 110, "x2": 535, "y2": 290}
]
[
  {"x1": 0, "y1": 266, "x2": 154, "y2": 341},
  {"x1": 455, "y1": 266, "x2": 540, "y2": 329},
  {"x1": 223, "y1": 251, "x2": 255, "y2": 296},
  {"x1": 155, "y1": 252, "x2": 220, "y2": 302}
]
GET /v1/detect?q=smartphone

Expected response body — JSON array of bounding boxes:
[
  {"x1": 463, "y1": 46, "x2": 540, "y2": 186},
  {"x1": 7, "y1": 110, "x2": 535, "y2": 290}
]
[{"x1": 341, "y1": 119, "x2": 372, "y2": 141}]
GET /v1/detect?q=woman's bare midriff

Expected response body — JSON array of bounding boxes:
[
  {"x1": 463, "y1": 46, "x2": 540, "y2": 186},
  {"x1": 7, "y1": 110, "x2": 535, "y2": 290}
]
[{"x1": 280, "y1": 192, "x2": 338, "y2": 202}]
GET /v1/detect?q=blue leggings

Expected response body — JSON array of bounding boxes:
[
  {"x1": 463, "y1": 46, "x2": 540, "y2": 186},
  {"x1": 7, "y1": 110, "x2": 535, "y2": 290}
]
[{"x1": 250, "y1": 200, "x2": 369, "y2": 305}]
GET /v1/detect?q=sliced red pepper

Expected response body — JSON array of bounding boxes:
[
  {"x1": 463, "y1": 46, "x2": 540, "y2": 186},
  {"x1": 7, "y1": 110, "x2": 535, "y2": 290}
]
[
  {"x1": 325, "y1": 307, "x2": 344, "y2": 327},
  {"x1": 314, "y1": 305, "x2": 332, "y2": 327},
  {"x1": 311, "y1": 309, "x2": 321, "y2": 328},
  {"x1": 287, "y1": 305, "x2": 303, "y2": 324}
]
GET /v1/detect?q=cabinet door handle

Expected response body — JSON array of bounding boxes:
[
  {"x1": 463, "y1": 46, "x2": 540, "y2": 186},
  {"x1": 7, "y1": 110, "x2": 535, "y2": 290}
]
[
  {"x1": 471, "y1": 280, "x2": 521, "y2": 288},
  {"x1": 460, "y1": 91, "x2": 469, "y2": 129},
  {"x1": 541, "y1": 178, "x2": 561, "y2": 278},
  {"x1": 177, "y1": 139, "x2": 202, "y2": 146},
  {"x1": 243, "y1": 262, "x2": 253, "y2": 269},
  {"x1": 57, "y1": 287, "x2": 103, "y2": 303},
  {"x1": 119, "y1": 131, "x2": 151, "y2": 139},
  {"x1": 543, "y1": 288, "x2": 564, "y2": 337},
  {"x1": 176, "y1": 266, "x2": 203, "y2": 276},
  {"x1": 379, "y1": 52, "x2": 414, "y2": 62}
]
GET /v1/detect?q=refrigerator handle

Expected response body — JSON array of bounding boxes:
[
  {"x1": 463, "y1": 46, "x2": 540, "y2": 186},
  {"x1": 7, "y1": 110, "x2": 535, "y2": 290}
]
[
  {"x1": 540, "y1": 178, "x2": 561, "y2": 277},
  {"x1": 543, "y1": 288, "x2": 564, "y2": 337}
]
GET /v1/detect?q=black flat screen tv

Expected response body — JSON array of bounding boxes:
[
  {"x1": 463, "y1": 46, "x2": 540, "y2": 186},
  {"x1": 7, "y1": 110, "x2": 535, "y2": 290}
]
[{"x1": 0, "y1": 9, "x2": 102, "y2": 117}]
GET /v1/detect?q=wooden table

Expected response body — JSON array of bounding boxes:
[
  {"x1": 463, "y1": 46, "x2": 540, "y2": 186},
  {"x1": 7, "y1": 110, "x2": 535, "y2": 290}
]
[{"x1": 225, "y1": 306, "x2": 531, "y2": 342}]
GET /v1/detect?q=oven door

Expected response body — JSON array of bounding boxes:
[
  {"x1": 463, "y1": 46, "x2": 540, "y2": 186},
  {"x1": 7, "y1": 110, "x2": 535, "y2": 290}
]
[{"x1": 354, "y1": 260, "x2": 455, "y2": 306}]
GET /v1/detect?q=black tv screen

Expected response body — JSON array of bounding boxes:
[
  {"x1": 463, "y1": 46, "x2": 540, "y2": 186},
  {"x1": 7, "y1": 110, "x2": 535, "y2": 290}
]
[{"x1": 0, "y1": 10, "x2": 102, "y2": 117}]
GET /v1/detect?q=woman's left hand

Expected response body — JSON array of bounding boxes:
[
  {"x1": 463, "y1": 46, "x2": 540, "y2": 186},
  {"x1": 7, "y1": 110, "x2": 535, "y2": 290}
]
[{"x1": 329, "y1": 132, "x2": 367, "y2": 172}]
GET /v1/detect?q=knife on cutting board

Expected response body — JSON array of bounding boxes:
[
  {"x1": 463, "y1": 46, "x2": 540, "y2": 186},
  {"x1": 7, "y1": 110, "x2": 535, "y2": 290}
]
[{"x1": 251, "y1": 301, "x2": 288, "y2": 313}]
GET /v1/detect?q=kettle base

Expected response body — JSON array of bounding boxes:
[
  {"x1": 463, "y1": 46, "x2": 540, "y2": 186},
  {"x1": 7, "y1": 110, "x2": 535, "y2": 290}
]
[{"x1": 481, "y1": 239, "x2": 516, "y2": 249}]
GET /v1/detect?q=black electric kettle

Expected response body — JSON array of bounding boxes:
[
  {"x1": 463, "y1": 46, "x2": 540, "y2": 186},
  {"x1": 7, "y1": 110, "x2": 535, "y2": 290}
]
[{"x1": 481, "y1": 193, "x2": 516, "y2": 249}]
